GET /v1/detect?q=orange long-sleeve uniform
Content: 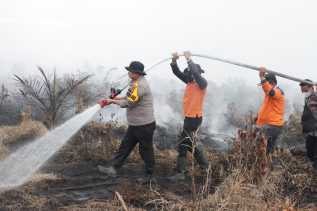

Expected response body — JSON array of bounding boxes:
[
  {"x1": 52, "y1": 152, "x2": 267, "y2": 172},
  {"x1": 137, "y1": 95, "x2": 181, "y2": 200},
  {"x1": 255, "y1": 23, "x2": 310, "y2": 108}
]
[
  {"x1": 170, "y1": 61, "x2": 207, "y2": 118},
  {"x1": 183, "y1": 82, "x2": 206, "y2": 118},
  {"x1": 256, "y1": 81, "x2": 285, "y2": 126}
]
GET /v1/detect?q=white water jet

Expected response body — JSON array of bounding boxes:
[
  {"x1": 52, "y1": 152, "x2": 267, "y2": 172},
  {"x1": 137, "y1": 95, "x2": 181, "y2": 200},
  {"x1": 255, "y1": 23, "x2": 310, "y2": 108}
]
[{"x1": 0, "y1": 104, "x2": 101, "y2": 190}]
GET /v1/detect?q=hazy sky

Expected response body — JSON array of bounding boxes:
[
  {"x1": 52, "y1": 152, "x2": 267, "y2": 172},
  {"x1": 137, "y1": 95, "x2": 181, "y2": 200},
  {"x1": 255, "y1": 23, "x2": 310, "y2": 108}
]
[{"x1": 0, "y1": 0, "x2": 316, "y2": 86}]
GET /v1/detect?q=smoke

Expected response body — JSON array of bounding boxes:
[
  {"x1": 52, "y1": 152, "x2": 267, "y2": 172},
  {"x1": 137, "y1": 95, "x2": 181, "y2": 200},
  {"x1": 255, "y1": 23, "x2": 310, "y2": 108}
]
[
  {"x1": 145, "y1": 71, "x2": 303, "y2": 136},
  {"x1": 0, "y1": 60, "x2": 305, "y2": 136}
]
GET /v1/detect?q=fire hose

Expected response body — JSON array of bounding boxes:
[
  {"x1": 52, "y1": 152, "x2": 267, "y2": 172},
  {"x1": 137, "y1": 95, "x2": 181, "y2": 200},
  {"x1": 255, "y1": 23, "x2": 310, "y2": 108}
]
[{"x1": 101, "y1": 53, "x2": 316, "y2": 107}]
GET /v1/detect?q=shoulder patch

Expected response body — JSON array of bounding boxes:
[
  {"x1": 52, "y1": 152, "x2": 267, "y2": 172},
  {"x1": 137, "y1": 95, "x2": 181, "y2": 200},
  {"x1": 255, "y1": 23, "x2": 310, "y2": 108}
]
[{"x1": 127, "y1": 81, "x2": 139, "y2": 103}]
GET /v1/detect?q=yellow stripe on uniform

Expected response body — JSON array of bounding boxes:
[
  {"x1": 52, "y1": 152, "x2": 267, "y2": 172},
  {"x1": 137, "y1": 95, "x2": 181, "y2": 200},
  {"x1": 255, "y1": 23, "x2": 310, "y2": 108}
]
[{"x1": 127, "y1": 81, "x2": 139, "y2": 102}]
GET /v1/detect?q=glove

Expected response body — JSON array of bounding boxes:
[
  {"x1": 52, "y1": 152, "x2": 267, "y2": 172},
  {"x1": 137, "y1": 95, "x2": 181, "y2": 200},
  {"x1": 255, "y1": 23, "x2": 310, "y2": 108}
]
[
  {"x1": 183, "y1": 51, "x2": 192, "y2": 61},
  {"x1": 98, "y1": 99, "x2": 109, "y2": 108},
  {"x1": 110, "y1": 88, "x2": 121, "y2": 98},
  {"x1": 171, "y1": 52, "x2": 179, "y2": 63},
  {"x1": 259, "y1": 66, "x2": 266, "y2": 79}
]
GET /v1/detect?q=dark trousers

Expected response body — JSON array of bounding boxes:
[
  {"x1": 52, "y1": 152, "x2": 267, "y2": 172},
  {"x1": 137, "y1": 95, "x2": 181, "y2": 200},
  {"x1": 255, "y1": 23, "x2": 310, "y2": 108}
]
[
  {"x1": 262, "y1": 125, "x2": 283, "y2": 154},
  {"x1": 177, "y1": 117, "x2": 209, "y2": 173},
  {"x1": 110, "y1": 122, "x2": 156, "y2": 175},
  {"x1": 306, "y1": 135, "x2": 317, "y2": 166}
]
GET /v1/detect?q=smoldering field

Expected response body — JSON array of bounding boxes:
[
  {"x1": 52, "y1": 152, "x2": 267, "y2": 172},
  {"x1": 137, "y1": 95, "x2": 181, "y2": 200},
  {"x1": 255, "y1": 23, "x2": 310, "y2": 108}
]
[
  {"x1": 0, "y1": 63, "x2": 306, "y2": 151},
  {"x1": 0, "y1": 64, "x2": 314, "y2": 210},
  {"x1": 0, "y1": 60, "x2": 306, "y2": 126}
]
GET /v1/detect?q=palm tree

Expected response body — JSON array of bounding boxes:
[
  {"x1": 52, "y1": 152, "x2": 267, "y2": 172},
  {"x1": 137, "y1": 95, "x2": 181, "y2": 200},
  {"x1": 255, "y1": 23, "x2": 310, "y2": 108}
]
[{"x1": 14, "y1": 67, "x2": 92, "y2": 128}]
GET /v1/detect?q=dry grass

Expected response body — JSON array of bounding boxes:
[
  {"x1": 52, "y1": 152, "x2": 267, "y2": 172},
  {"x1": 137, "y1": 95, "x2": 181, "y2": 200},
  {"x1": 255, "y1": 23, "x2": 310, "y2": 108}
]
[
  {"x1": 28, "y1": 173, "x2": 59, "y2": 184},
  {"x1": 51, "y1": 122, "x2": 317, "y2": 210},
  {"x1": 0, "y1": 141, "x2": 8, "y2": 159},
  {"x1": 142, "y1": 126, "x2": 316, "y2": 211},
  {"x1": 59, "y1": 201, "x2": 146, "y2": 211},
  {"x1": 1, "y1": 121, "x2": 316, "y2": 210},
  {"x1": 0, "y1": 119, "x2": 47, "y2": 145},
  {"x1": 54, "y1": 121, "x2": 151, "y2": 165},
  {"x1": 0, "y1": 117, "x2": 47, "y2": 160},
  {"x1": 196, "y1": 168, "x2": 295, "y2": 210},
  {"x1": 52, "y1": 121, "x2": 127, "y2": 164}
]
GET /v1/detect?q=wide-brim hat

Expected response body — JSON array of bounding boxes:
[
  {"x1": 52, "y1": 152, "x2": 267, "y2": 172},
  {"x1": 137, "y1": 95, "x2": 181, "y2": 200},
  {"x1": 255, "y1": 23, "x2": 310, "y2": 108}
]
[{"x1": 125, "y1": 61, "x2": 146, "y2": 75}]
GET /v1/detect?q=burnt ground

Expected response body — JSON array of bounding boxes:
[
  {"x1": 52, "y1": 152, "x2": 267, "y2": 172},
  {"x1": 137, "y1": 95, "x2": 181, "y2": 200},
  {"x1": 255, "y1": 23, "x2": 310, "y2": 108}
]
[
  {"x1": 0, "y1": 151, "x2": 221, "y2": 210},
  {"x1": 0, "y1": 122, "x2": 223, "y2": 210},
  {"x1": 0, "y1": 122, "x2": 316, "y2": 210}
]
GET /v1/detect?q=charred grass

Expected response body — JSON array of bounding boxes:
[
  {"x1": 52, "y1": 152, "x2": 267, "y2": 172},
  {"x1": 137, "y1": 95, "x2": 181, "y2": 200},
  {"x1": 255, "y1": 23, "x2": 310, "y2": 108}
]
[{"x1": 0, "y1": 121, "x2": 316, "y2": 210}]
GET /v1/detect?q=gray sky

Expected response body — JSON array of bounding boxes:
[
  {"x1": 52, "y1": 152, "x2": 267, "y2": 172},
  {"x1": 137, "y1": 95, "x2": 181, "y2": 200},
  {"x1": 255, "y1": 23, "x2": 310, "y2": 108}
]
[{"x1": 0, "y1": 0, "x2": 316, "y2": 86}]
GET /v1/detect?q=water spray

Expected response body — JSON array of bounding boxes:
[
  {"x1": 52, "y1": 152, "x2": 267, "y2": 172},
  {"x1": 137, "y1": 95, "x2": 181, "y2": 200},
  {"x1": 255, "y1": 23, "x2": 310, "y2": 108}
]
[
  {"x1": 0, "y1": 87, "x2": 122, "y2": 191},
  {"x1": 0, "y1": 105, "x2": 101, "y2": 190}
]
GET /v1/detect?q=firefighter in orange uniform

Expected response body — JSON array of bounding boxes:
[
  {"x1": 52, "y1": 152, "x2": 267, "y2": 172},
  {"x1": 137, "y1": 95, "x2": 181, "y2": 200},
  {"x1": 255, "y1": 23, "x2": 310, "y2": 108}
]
[
  {"x1": 256, "y1": 67, "x2": 285, "y2": 155},
  {"x1": 168, "y1": 51, "x2": 209, "y2": 181}
]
